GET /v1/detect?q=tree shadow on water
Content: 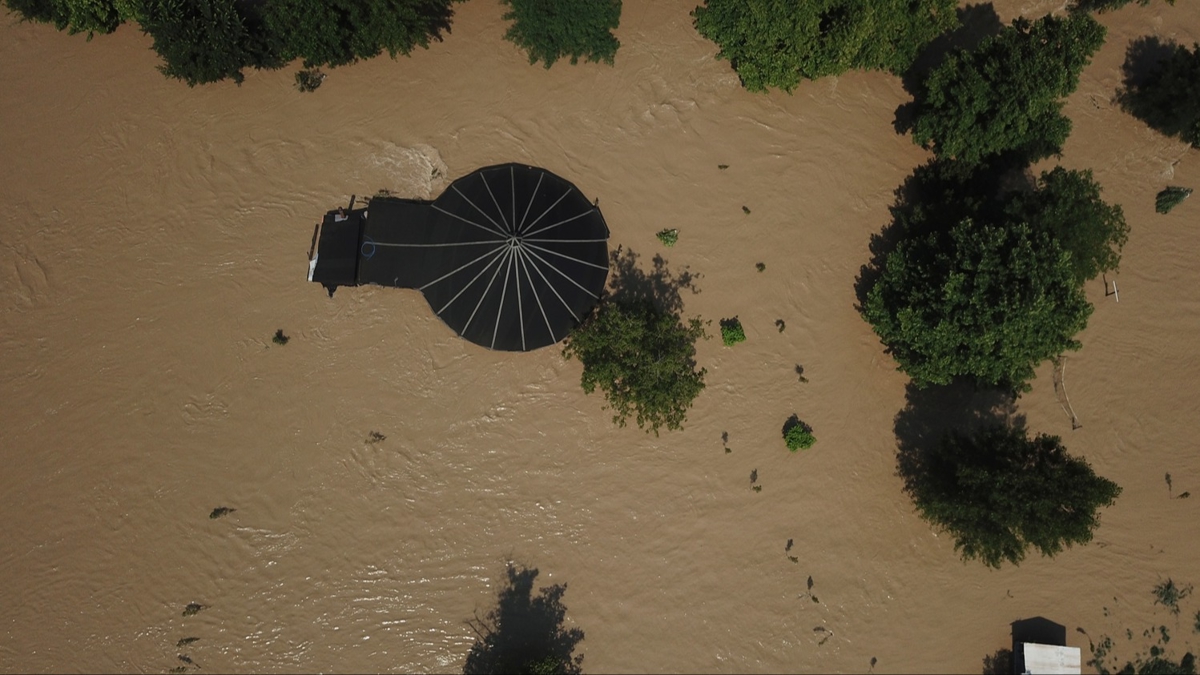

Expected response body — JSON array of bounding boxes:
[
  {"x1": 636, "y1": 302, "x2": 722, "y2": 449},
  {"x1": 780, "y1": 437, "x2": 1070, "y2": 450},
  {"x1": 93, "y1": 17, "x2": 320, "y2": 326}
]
[
  {"x1": 1119, "y1": 35, "x2": 1179, "y2": 92},
  {"x1": 893, "y1": 379, "x2": 1025, "y2": 499},
  {"x1": 606, "y1": 246, "x2": 700, "y2": 314},
  {"x1": 463, "y1": 564, "x2": 584, "y2": 675}
]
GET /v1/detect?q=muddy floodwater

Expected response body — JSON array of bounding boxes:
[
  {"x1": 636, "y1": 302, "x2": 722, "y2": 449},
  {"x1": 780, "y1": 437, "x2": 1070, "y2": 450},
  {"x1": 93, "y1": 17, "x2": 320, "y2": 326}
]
[{"x1": 2, "y1": 1, "x2": 1199, "y2": 672}]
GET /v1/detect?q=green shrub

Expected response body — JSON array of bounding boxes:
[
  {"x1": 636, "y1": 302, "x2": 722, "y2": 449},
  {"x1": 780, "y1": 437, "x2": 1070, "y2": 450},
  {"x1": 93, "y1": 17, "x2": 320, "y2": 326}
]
[
  {"x1": 655, "y1": 228, "x2": 679, "y2": 247},
  {"x1": 719, "y1": 317, "x2": 745, "y2": 346},
  {"x1": 692, "y1": 0, "x2": 958, "y2": 92},
  {"x1": 904, "y1": 424, "x2": 1121, "y2": 567},
  {"x1": 1119, "y1": 41, "x2": 1200, "y2": 148},
  {"x1": 562, "y1": 298, "x2": 707, "y2": 434},
  {"x1": 501, "y1": 0, "x2": 620, "y2": 68},
  {"x1": 1156, "y1": 186, "x2": 1193, "y2": 214},
  {"x1": 910, "y1": 14, "x2": 1106, "y2": 166},
  {"x1": 783, "y1": 416, "x2": 816, "y2": 451}
]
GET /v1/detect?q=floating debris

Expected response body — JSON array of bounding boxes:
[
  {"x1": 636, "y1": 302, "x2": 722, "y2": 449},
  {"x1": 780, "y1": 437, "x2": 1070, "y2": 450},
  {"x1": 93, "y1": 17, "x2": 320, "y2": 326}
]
[
  {"x1": 366, "y1": 431, "x2": 386, "y2": 444},
  {"x1": 788, "y1": 556, "x2": 799, "y2": 564},
  {"x1": 718, "y1": 164, "x2": 729, "y2": 170},
  {"x1": 742, "y1": 206, "x2": 751, "y2": 215},
  {"x1": 272, "y1": 329, "x2": 290, "y2": 346},
  {"x1": 750, "y1": 469, "x2": 758, "y2": 484},
  {"x1": 177, "y1": 654, "x2": 195, "y2": 666},
  {"x1": 752, "y1": 485, "x2": 763, "y2": 493},
  {"x1": 208, "y1": 507, "x2": 235, "y2": 520},
  {"x1": 756, "y1": 262, "x2": 766, "y2": 272},
  {"x1": 182, "y1": 603, "x2": 208, "y2": 617},
  {"x1": 176, "y1": 637, "x2": 200, "y2": 648},
  {"x1": 786, "y1": 538, "x2": 794, "y2": 553}
]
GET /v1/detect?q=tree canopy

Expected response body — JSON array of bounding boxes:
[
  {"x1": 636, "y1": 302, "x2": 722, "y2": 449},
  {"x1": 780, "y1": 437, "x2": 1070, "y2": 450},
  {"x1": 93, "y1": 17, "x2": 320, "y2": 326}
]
[
  {"x1": 909, "y1": 13, "x2": 1106, "y2": 166},
  {"x1": 903, "y1": 423, "x2": 1121, "y2": 567},
  {"x1": 1119, "y1": 41, "x2": 1200, "y2": 148},
  {"x1": 562, "y1": 298, "x2": 707, "y2": 434},
  {"x1": 1005, "y1": 167, "x2": 1129, "y2": 285},
  {"x1": 138, "y1": 0, "x2": 282, "y2": 86},
  {"x1": 500, "y1": 0, "x2": 621, "y2": 68},
  {"x1": 264, "y1": 0, "x2": 457, "y2": 68},
  {"x1": 3, "y1": 0, "x2": 134, "y2": 36},
  {"x1": 691, "y1": 0, "x2": 959, "y2": 93},
  {"x1": 864, "y1": 216, "x2": 1092, "y2": 389},
  {"x1": 861, "y1": 157, "x2": 1127, "y2": 390}
]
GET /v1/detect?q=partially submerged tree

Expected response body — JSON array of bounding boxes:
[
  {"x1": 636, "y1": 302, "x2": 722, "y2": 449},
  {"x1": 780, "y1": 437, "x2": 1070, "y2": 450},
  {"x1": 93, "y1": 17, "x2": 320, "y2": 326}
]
[
  {"x1": 1070, "y1": 0, "x2": 1176, "y2": 14},
  {"x1": 909, "y1": 13, "x2": 1106, "y2": 166},
  {"x1": 501, "y1": 0, "x2": 621, "y2": 68},
  {"x1": 864, "y1": 217, "x2": 1092, "y2": 390},
  {"x1": 1005, "y1": 167, "x2": 1130, "y2": 285},
  {"x1": 563, "y1": 298, "x2": 706, "y2": 434},
  {"x1": 1119, "y1": 41, "x2": 1200, "y2": 148},
  {"x1": 904, "y1": 423, "x2": 1121, "y2": 567},
  {"x1": 138, "y1": 0, "x2": 282, "y2": 86},
  {"x1": 2, "y1": 0, "x2": 134, "y2": 36},
  {"x1": 264, "y1": 0, "x2": 458, "y2": 68},
  {"x1": 691, "y1": 0, "x2": 959, "y2": 93},
  {"x1": 861, "y1": 159, "x2": 1126, "y2": 390},
  {"x1": 1156, "y1": 186, "x2": 1193, "y2": 214}
]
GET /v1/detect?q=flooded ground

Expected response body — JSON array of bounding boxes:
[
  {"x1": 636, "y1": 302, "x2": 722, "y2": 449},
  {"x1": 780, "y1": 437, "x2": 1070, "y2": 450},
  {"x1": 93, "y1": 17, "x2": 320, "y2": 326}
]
[{"x1": 1, "y1": 1, "x2": 1198, "y2": 672}]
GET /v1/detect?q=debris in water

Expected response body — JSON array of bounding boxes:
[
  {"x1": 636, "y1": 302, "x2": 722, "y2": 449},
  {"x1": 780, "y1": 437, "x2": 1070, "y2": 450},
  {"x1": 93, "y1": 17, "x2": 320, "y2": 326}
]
[
  {"x1": 209, "y1": 507, "x2": 235, "y2": 520},
  {"x1": 182, "y1": 603, "x2": 207, "y2": 617},
  {"x1": 176, "y1": 637, "x2": 200, "y2": 648},
  {"x1": 786, "y1": 538, "x2": 794, "y2": 553}
]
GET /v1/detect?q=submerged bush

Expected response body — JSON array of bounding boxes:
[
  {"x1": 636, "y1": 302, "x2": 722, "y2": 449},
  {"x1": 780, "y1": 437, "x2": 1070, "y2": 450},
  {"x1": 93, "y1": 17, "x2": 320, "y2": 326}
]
[
  {"x1": 656, "y1": 228, "x2": 679, "y2": 247},
  {"x1": 783, "y1": 415, "x2": 816, "y2": 451},
  {"x1": 1156, "y1": 186, "x2": 1193, "y2": 214},
  {"x1": 719, "y1": 317, "x2": 745, "y2": 346}
]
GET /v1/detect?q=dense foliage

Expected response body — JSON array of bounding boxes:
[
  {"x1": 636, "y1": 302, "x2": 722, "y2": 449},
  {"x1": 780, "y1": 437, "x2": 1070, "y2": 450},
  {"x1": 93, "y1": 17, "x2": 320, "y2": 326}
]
[
  {"x1": 865, "y1": 216, "x2": 1092, "y2": 389},
  {"x1": 905, "y1": 424, "x2": 1121, "y2": 567},
  {"x1": 264, "y1": 0, "x2": 457, "y2": 68},
  {"x1": 1004, "y1": 167, "x2": 1129, "y2": 285},
  {"x1": 138, "y1": 0, "x2": 281, "y2": 86},
  {"x1": 500, "y1": 0, "x2": 620, "y2": 68},
  {"x1": 909, "y1": 14, "x2": 1106, "y2": 166},
  {"x1": 562, "y1": 298, "x2": 707, "y2": 434},
  {"x1": 691, "y1": 0, "x2": 958, "y2": 93},
  {"x1": 2, "y1": 0, "x2": 134, "y2": 35},
  {"x1": 1120, "y1": 41, "x2": 1200, "y2": 148},
  {"x1": 4, "y1": 0, "x2": 459, "y2": 84}
]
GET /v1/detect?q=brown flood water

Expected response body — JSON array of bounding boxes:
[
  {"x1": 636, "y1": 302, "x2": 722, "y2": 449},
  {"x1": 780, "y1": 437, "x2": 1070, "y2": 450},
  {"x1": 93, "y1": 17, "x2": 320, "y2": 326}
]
[{"x1": 2, "y1": 1, "x2": 1199, "y2": 672}]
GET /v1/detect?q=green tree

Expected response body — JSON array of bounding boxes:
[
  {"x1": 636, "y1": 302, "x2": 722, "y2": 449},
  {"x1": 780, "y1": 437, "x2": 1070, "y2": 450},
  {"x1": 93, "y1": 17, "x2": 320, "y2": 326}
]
[
  {"x1": 691, "y1": 0, "x2": 958, "y2": 93},
  {"x1": 1006, "y1": 167, "x2": 1129, "y2": 285},
  {"x1": 905, "y1": 424, "x2": 1121, "y2": 567},
  {"x1": 562, "y1": 298, "x2": 706, "y2": 434},
  {"x1": 138, "y1": 0, "x2": 282, "y2": 86},
  {"x1": 3, "y1": 0, "x2": 136, "y2": 36},
  {"x1": 1119, "y1": 41, "x2": 1200, "y2": 148},
  {"x1": 864, "y1": 216, "x2": 1092, "y2": 390},
  {"x1": 909, "y1": 13, "x2": 1106, "y2": 166},
  {"x1": 501, "y1": 0, "x2": 621, "y2": 68},
  {"x1": 264, "y1": 0, "x2": 458, "y2": 68}
]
